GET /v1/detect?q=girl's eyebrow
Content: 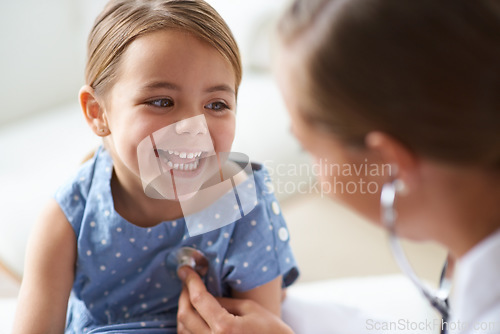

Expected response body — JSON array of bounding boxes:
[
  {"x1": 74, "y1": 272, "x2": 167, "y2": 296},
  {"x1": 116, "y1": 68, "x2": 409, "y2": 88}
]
[
  {"x1": 140, "y1": 81, "x2": 180, "y2": 91},
  {"x1": 139, "y1": 81, "x2": 234, "y2": 96},
  {"x1": 205, "y1": 84, "x2": 235, "y2": 95}
]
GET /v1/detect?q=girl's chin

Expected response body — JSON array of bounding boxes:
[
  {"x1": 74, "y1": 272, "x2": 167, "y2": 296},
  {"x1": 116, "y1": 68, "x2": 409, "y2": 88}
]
[{"x1": 176, "y1": 191, "x2": 198, "y2": 201}]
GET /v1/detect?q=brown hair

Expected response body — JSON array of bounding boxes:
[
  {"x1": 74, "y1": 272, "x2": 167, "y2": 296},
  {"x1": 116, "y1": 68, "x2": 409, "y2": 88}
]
[
  {"x1": 86, "y1": 0, "x2": 242, "y2": 97},
  {"x1": 278, "y1": 0, "x2": 500, "y2": 167}
]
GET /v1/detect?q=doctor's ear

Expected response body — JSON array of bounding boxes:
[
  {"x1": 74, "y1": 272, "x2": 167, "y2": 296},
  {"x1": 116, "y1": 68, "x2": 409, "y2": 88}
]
[
  {"x1": 79, "y1": 85, "x2": 110, "y2": 137},
  {"x1": 365, "y1": 131, "x2": 420, "y2": 192}
]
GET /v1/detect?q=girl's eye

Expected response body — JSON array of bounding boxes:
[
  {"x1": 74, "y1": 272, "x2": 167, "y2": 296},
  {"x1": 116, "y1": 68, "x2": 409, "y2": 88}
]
[
  {"x1": 147, "y1": 98, "x2": 174, "y2": 108},
  {"x1": 205, "y1": 101, "x2": 229, "y2": 112}
]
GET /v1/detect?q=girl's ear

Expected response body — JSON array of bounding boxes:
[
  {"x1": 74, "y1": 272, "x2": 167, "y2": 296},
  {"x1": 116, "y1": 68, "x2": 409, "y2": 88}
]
[
  {"x1": 79, "y1": 85, "x2": 110, "y2": 137},
  {"x1": 365, "y1": 131, "x2": 420, "y2": 192}
]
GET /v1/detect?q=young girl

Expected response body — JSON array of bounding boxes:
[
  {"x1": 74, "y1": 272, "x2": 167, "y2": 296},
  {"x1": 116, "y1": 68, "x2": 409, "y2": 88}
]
[{"x1": 13, "y1": 0, "x2": 298, "y2": 332}]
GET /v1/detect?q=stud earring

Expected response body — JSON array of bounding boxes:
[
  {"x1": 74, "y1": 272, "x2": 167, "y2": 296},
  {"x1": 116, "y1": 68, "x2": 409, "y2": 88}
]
[{"x1": 394, "y1": 179, "x2": 408, "y2": 195}]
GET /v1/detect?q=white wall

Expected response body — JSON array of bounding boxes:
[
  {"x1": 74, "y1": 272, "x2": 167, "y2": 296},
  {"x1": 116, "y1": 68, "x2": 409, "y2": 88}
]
[
  {"x1": 0, "y1": 0, "x2": 287, "y2": 125},
  {"x1": 0, "y1": 1, "x2": 82, "y2": 124}
]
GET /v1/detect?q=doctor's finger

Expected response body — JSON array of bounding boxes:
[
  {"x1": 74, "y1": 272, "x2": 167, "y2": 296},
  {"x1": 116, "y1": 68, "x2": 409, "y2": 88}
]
[
  {"x1": 177, "y1": 322, "x2": 193, "y2": 334},
  {"x1": 178, "y1": 267, "x2": 231, "y2": 329},
  {"x1": 178, "y1": 286, "x2": 211, "y2": 334},
  {"x1": 216, "y1": 297, "x2": 260, "y2": 316}
]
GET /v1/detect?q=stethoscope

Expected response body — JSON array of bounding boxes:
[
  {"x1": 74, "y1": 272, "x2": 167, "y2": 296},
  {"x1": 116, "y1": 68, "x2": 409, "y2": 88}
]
[
  {"x1": 167, "y1": 247, "x2": 209, "y2": 278},
  {"x1": 381, "y1": 181, "x2": 452, "y2": 330}
]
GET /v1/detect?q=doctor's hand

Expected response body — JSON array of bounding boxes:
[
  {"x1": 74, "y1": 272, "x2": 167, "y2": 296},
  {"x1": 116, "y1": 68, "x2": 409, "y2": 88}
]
[{"x1": 177, "y1": 266, "x2": 294, "y2": 334}]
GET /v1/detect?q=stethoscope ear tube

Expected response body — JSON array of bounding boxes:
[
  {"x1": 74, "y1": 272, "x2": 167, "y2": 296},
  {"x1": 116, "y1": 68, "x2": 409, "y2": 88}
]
[{"x1": 381, "y1": 181, "x2": 451, "y2": 322}]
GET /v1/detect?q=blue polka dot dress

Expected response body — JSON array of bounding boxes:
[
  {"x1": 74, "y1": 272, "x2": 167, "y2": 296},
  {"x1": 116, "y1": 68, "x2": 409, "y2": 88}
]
[{"x1": 55, "y1": 147, "x2": 299, "y2": 333}]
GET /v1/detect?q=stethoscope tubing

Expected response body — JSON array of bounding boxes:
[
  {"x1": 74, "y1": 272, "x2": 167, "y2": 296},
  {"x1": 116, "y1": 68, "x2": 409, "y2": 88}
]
[{"x1": 381, "y1": 181, "x2": 450, "y2": 320}]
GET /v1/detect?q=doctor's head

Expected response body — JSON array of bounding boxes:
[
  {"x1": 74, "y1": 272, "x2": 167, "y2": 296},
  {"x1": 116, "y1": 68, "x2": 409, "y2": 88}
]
[{"x1": 275, "y1": 0, "x2": 500, "y2": 253}]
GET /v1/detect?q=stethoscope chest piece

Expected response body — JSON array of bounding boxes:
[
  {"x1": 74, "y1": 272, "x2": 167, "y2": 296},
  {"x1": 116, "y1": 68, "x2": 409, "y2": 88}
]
[{"x1": 167, "y1": 247, "x2": 209, "y2": 276}]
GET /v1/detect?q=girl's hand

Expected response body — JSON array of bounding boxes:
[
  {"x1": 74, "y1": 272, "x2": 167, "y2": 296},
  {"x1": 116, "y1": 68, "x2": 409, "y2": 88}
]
[{"x1": 177, "y1": 266, "x2": 294, "y2": 334}]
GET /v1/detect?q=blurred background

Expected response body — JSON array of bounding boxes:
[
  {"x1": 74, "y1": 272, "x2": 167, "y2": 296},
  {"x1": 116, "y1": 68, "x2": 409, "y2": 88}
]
[{"x1": 0, "y1": 0, "x2": 446, "y2": 298}]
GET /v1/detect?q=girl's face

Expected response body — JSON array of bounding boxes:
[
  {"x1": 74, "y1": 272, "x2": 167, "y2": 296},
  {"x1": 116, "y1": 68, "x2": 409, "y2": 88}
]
[{"x1": 101, "y1": 30, "x2": 236, "y2": 198}]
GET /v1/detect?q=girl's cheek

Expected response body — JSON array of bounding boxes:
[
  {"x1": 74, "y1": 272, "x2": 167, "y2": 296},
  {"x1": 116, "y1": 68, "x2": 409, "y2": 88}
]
[
  {"x1": 215, "y1": 134, "x2": 234, "y2": 152},
  {"x1": 213, "y1": 122, "x2": 236, "y2": 151}
]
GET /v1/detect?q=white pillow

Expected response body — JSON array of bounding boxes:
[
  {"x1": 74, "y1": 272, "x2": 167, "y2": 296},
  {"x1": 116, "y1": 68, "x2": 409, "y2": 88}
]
[
  {"x1": 0, "y1": 298, "x2": 17, "y2": 333},
  {"x1": 282, "y1": 275, "x2": 440, "y2": 334}
]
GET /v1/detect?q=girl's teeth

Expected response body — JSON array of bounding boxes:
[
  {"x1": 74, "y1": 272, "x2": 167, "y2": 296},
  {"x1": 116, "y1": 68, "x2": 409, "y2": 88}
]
[
  {"x1": 169, "y1": 162, "x2": 198, "y2": 170},
  {"x1": 159, "y1": 150, "x2": 203, "y2": 169},
  {"x1": 164, "y1": 150, "x2": 203, "y2": 158},
  {"x1": 169, "y1": 161, "x2": 199, "y2": 171}
]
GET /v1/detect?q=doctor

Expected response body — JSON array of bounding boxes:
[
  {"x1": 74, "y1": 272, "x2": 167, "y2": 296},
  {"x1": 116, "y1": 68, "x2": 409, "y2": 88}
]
[{"x1": 176, "y1": 0, "x2": 500, "y2": 333}]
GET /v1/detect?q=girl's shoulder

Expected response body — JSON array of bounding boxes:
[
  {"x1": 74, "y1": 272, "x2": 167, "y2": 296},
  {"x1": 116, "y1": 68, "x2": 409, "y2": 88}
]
[
  {"x1": 55, "y1": 149, "x2": 101, "y2": 201},
  {"x1": 54, "y1": 147, "x2": 112, "y2": 230},
  {"x1": 247, "y1": 161, "x2": 273, "y2": 194}
]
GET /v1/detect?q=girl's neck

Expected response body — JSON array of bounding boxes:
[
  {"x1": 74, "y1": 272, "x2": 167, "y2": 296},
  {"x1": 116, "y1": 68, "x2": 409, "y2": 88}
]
[{"x1": 110, "y1": 170, "x2": 184, "y2": 228}]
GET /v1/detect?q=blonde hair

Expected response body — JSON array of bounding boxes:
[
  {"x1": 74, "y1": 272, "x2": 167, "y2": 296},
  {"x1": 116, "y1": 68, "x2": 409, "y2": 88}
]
[
  {"x1": 86, "y1": 0, "x2": 242, "y2": 97},
  {"x1": 278, "y1": 0, "x2": 500, "y2": 168}
]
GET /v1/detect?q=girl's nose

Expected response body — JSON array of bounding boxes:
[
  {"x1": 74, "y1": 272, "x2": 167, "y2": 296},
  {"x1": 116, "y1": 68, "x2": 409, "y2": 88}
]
[{"x1": 175, "y1": 115, "x2": 208, "y2": 136}]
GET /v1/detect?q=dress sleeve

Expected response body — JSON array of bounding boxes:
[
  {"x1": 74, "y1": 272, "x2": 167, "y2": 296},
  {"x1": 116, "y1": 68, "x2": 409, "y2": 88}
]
[
  {"x1": 54, "y1": 150, "x2": 97, "y2": 236},
  {"x1": 221, "y1": 167, "x2": 299, "y2": 292}
]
